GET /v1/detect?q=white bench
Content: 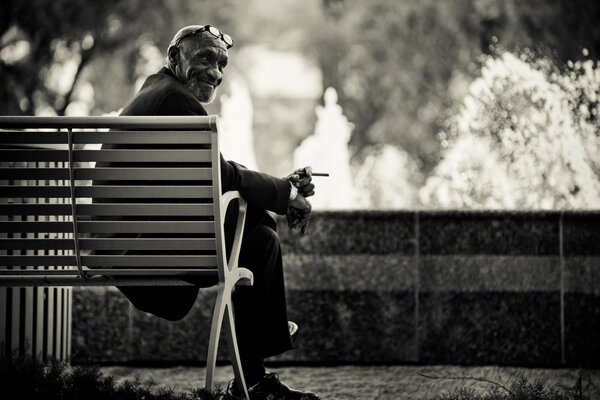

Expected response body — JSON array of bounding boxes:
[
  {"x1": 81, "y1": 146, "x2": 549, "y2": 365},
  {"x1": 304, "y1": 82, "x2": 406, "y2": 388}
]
[{"x1": 0, "y1": 115, "x2": 252, "y2": 399}]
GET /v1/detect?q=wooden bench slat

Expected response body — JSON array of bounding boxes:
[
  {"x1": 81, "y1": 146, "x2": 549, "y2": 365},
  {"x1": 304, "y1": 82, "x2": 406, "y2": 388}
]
[
  {"x1": 73, "y1": 150, "x2": 211, "y2": 162},
  {"x1": 72, "y1": 131, "x2": 212, "y2": 144},
  {"x1": 0, "y1": 168, "x2": 70, "y2": 180},
  {"x1": 0, "y1": 255, "x2": 76, "y2": 265},
  {"x1": 0, "y1": 185, "x2": 213, "y2": 198},
  {"x1": 1, "y1": 221, "x2": 215, "y2": 233},
  {"x1": 74, "y1": 168, "x2": 213, "y2": 180},
  {"x1": 77, "y1": 203, "x2": 215, "y2": 216},
  {"x1": 77, "y1": 221, "x2": 215, "y2": 234},
  {"x1": 0, "y1": 131, "x2": 67, "y2": 144},
  {"x1": 0, "y1": 239, "x2": 74, "y2": 250},
  {"x1": 0, "y1": 276, "x2": 207, "y2": 287},
  {"x1": 82, "y1": 255, "x2": 218, "y2": 267},
  {"x1": 1, "y1": 222, "x2": 73, "y2": 233},
  {"x1": 0, "y1": 238, "x2": 216, "y2": 251},
  {"x1": 0, "y1": 115, "x2": 216, "y2": 130},
  {"x1": 0, "y1": 168, "x2": 213, "y2": 181},
  {"x1": 76, "y1": 186, "x2": 213, "y2": 198},
  {"x1": 0, "y1": 149, "x2": 68, "y2": 162},
  {"x1": 0, "y1": 268, "x2": 218, "y2": 275},
  {"x1": 0, "y1": 204, "x2": 72, "y2": 215},
  {"x1": 79, "y1": 238, "x2": 216, "y2": 251},
  {"x1": 0, "y1": 255, "x2": 217, "y2": 267},
  {"x1": 0, "y1": 186, "x2": 70, "y2": 198}
]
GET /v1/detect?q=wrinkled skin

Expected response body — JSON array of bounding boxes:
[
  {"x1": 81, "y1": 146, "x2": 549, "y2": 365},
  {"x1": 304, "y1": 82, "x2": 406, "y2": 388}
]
[{"x1": 168, "y1": 33, "x2": 228, "y2": 103}]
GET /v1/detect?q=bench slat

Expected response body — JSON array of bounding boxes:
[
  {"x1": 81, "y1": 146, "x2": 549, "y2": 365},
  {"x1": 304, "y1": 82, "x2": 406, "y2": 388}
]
[
  {"x1": 0, "y1": 268, "x2": 218, "y2": 276},
  {"x1": 0, "y1": 168, "x2": 70, "y2": 180},
  {"x1": 1, "y1": 221, "x2": 215, "y2": 233},
  {"x1": 0, "y1": 276, "x2": 208, "y2": 287},
  {"x1": 77, "y1": 203, "x2": 214, "y2": 216},
  {"x1": 77, "y1": 221, "x2": 215, "y2": 234},
  {"x1": 0, "y1": 149, "x2": 212, "y2": 162},
  {"x1": 0, "y1": 255, "x2": 75, "y2": 265},
  {"x1": 1, "y1": 222, "x2": 73, "y2": 233},
  {"x1": 0, "y1": 115, "x2": 216, "y2": 130},
  {"x1": 0, "y1": 168, "x2": 213, "y2": 181},
  {"x1": 0, "y1": 255, "x2": 217, "y2": 267},
  {"x1": 0, "y1": 149, "x2": 68, "y2": 162},
  {"x1": 72, "y1": 131, "x2": 212, "y2": 144},
  {"x1": 0, "y1": 131, "x2": 67, "y2": 144},
  {"x1": 0, "y1": 238, "x2": 216, "y2": 251},
  {"x1": 80, "y1": 238, "x2": 216, "y2": 251},
  {"x1": 73, "y1": 150, "x2": 211, "y2": 162},
  {"x1": 0, "y1": 239, "x2": 74, "y2": 250},
  {"x1": 0, "y1": 204, "x2": 72, "y2": 215},
  {"x1": 82, "y1": 255, "x2": 218, "y2": 267},
  {"x1": 0, "y1": 185, "x2": 213, "y2": 198},
  {"x1": 74, "y1": 168, "x2": 213, "y2": 180}
]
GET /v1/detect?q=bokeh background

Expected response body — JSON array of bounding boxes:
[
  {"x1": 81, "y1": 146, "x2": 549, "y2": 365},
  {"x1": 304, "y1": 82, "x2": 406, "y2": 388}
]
[{"x1": 1, "y1": 0, "x2": 600, "y2": 210}]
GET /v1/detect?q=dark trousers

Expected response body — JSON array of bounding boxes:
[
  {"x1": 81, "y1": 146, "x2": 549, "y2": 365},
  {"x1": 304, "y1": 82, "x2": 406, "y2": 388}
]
[
  {"x1": 117, "y1": 210, "x2": 293, "y2": 362},
  {"x1": 233, "y1": 222, "x2": 294, "y2": 362}
]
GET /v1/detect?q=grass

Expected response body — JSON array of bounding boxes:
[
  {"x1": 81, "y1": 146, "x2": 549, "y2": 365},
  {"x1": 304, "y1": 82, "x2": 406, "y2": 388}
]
[
  {"x1": 1, "y1": 355, "x2": 598, "y2": 400},
  {"x1": 0, "y1": 355, "x2": 227, "y2": 400}
]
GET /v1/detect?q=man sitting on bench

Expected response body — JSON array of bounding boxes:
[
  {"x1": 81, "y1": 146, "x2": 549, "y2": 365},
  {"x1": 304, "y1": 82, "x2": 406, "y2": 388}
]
[{"x1": 113, "y1": 25, "x2": 320, "y2": 400}]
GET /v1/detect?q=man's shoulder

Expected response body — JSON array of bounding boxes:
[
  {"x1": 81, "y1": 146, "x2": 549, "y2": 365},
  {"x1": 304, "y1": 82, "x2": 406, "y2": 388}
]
[{"x1": 121, "y1": 68, "x2": 205, "y2": 116}]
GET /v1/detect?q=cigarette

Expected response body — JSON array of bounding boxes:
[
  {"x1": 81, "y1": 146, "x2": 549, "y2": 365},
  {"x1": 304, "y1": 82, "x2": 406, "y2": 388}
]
[{"x1": 311, "y1": 172, "x2": 329, "y2": 177}]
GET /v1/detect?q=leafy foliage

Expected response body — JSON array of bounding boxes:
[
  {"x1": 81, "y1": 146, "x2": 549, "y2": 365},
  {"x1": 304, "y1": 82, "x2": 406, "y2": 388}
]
[
  {"x1": 0, "y1": 355, "x2": 230, "y2": 400},
  {"x1": 431, "y1": 374, "x2": 598, "y2": 400},
  {"x1": 420, "y1": 51, "x2": 600, "y2": 209}
]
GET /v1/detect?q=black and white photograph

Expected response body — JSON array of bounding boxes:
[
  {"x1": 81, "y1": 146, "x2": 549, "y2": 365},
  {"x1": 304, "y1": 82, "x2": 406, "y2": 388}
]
[{"x1": 1, "y1": 1, "x2": 599, "y2": 399}]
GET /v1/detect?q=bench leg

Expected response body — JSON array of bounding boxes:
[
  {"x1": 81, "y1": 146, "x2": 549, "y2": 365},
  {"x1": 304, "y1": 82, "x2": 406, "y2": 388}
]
[
  {"x1": 205, "y1": 286, "x2": 250, "y2": 399},
  {"x1": 224, "y1": 301, "x2": 250, "y2": 399}
]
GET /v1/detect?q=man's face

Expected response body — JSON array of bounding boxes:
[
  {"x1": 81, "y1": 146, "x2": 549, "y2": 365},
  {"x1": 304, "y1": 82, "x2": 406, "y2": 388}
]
[{"x1": 173, "y1": 34, "x2": 229, "y2": 103}]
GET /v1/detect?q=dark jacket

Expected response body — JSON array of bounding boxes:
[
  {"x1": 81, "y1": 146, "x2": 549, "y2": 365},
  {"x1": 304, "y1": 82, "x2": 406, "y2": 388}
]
[
  {"x1": 111, "y1": 67, "x2": 291, "y2": 320},
  {"x1": 121, "y1": 67, "x2": 291, "y2": 216}
]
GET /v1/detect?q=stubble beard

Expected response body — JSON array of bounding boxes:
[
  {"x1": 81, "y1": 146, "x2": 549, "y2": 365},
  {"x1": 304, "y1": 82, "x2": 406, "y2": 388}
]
[{"x1": 184, "y1": 70, "x2": 217, "y2": 104}]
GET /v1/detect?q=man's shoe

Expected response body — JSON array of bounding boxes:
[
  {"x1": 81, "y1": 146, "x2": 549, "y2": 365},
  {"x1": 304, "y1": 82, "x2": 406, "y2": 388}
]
[{"x1": 228, "y1": 372, "x2": 320, "y2": 400}]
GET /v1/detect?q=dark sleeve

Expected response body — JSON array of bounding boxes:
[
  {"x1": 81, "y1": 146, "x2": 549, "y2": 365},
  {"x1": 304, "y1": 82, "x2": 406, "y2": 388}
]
[
  {"x1": 158, "y1": 91, "x2": 291, "y2": 215},
  {"x1": 220, "y1": 155, "x2": 290, "y2": 215}
]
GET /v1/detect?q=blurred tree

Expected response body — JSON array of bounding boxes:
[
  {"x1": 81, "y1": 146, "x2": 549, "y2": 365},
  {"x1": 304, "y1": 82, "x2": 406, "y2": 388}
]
[
  {"x1": 420, "y1": 52, "x2": 600, "y2": 209},
  {"x1": 0, "y1": 0, "x2": 238, "y2": 116},
  {"x1": 306, "y1": 0, "x2": 600, "y2": 174}
]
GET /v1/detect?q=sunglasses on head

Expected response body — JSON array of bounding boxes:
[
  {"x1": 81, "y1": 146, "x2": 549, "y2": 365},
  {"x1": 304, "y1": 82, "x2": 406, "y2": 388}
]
[{"x1": 174, "y1": 25, "x2": 234, "y2": 49}]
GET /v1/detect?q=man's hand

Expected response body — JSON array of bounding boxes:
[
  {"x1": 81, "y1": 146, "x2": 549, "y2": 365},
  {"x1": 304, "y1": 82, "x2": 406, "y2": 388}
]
[
  {"x1": 287, "y1": 194, "x2": 312, "y2": 234},
  {"x1": 285, "y1": 166, "x2": 315, "y2": 198}
]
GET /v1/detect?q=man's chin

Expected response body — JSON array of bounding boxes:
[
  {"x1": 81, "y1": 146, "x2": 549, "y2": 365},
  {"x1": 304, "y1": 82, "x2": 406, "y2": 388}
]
[
  {"x1": 198, "y1": 89, "x2": 217, "y2": 104},
  {"x1": 187, "y1": 83, "x2": 217, "y2": 104}
]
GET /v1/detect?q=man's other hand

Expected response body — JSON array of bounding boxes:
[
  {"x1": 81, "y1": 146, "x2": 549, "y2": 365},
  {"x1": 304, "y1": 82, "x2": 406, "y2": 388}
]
[
  {"x1": 285, "y1": 166, "x2": 315, "y2": 198},
  {"x1": 287, "y1": 195, "x2": 312, "y2": 234}
]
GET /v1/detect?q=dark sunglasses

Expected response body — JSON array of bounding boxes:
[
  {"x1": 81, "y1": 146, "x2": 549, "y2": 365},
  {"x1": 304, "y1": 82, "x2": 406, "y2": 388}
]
[{"x1": 174, "y1": 25, "x2": 234, "y2": 49}]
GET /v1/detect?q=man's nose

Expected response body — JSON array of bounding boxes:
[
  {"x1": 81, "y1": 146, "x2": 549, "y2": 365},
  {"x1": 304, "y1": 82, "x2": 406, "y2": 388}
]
[{"x1": 206, "y1": 68, "x2": 222, "y2": 85}]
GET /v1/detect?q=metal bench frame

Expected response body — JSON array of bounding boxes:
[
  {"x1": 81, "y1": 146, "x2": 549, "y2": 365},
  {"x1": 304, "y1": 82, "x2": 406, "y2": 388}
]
[{"x1": 0, "y1": 116, "x2": 252, "y2": 399}]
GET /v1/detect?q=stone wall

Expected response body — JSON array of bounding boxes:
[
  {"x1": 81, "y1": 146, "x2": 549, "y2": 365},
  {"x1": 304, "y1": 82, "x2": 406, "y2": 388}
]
[{"x1": 71, "y1": 211, "x2": 600, "y2": 366}]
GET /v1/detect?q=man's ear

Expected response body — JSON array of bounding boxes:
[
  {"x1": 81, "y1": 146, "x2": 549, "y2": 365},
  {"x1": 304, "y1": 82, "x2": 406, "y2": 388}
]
[{"x1": 168, "y1": 46, "x2": 180, "y2": 66}]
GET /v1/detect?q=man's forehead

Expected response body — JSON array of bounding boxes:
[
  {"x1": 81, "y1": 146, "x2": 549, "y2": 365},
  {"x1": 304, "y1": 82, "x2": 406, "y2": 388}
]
[{"x1": 185, "y1": 32, "x2": 228, "y2": 52}]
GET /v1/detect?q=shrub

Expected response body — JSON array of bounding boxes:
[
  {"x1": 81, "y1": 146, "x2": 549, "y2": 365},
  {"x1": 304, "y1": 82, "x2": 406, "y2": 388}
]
[{"x1": 0, "y1": 355, "x2": 230, "y2": 400}]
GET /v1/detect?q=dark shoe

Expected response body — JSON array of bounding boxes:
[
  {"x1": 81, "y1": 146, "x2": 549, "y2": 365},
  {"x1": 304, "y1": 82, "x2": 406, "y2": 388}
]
[{"x1": 228, "y1": 372, "x2": 320, "y2": 400}]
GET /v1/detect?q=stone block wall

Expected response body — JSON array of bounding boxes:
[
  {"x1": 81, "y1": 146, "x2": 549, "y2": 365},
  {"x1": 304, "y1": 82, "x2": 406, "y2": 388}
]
[{"x1": 71, "y1": 211, "x2": 600, "y2": 366}]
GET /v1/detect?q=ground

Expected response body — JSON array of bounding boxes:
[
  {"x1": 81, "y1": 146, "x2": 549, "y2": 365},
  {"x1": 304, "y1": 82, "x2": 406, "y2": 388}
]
[{"x1": 101, "y1": 364, "x2": 600, "y2": 400}]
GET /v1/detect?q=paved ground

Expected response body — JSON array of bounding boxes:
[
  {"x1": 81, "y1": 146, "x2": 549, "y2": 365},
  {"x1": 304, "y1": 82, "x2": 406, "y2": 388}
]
[{"x1": 101, "y1": 364, "x2": 600, "y2": 400}]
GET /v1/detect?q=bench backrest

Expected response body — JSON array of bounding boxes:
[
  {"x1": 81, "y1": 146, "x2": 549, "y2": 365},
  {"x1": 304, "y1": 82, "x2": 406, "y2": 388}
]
[{"x1": 0, "y1": 116, "x2": 227, "y2": 286}]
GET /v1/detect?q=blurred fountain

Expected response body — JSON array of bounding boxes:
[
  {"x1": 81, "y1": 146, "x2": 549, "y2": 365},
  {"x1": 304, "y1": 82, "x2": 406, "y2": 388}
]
[
  {"x1": 355, "y1": 144, "x2": 422, "y2": 209},
  {"x1": 420, "y1": 51, "x2": 600, "y2": 209},
  {"x1": 219, "y1": 79, "x2": 258, "y2": 170},
  {"x1": 293, "y1": 87, "x2": 358, "y2": 209}
]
